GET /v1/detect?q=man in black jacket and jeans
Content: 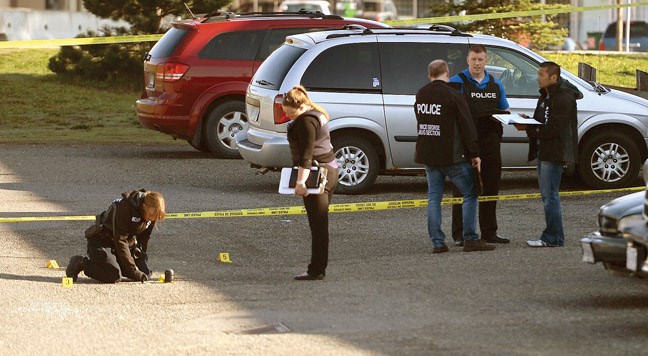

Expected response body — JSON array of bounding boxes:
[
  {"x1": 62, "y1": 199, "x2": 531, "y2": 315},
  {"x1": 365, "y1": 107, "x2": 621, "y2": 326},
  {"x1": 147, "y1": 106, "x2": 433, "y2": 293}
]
[
  {"x1": 415, "y1": 59, "x2": 495, "y2": 253},
  {"x1": 515, "y1": 61, "x2": 580, "y2": 247}
]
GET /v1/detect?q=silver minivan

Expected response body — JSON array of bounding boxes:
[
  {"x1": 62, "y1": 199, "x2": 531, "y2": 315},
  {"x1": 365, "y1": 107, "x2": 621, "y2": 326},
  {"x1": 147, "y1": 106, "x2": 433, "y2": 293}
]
[{"x1": 237, "y1": 26, "x2": 648, "y2": 194}]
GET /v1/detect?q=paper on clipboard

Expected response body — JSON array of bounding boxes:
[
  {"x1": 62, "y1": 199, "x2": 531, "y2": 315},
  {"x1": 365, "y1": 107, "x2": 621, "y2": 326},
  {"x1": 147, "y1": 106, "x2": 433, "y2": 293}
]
[
  {"x1": 492, "y1": 114, "x2": 541, "y2": 125},
  {"x1": 278, "y1": 167, "x2": 326, "y2": 195}
]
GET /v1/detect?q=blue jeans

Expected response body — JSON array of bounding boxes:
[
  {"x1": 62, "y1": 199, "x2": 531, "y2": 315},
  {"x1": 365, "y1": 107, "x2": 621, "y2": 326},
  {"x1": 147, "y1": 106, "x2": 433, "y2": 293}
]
[
  {"x1": 425, "y1": 162, "x2": 479, "y2": 248},
  {"x1": 537, "y1": 161, "x2": 564, "y2": 246}
]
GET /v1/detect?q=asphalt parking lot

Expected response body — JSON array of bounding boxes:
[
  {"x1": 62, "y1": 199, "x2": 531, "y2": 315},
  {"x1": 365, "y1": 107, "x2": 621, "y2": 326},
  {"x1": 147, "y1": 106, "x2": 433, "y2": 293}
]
[{"x1": 1, "y1": 143, "x2": 648, "y2": 355}]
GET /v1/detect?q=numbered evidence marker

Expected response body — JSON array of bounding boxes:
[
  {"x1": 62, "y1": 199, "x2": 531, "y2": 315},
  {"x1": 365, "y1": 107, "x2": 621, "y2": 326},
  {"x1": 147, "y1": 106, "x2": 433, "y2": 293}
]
[
  {"x1": 47, "y1": 260, "x2": 59, "y2": 269},
  {"x1": 62, "y1": 277, "x2": 74, "y2": 288},
  {"x1": 218, "y1": 252, "x2": 231, "y2": 263}
]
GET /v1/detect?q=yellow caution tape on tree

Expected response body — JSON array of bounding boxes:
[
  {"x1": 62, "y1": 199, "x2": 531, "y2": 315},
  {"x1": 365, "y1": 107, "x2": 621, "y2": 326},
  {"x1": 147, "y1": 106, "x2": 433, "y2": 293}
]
[
  {"x1": 0, "y1": 2, "x2": 646, "y2": 49},
  {"x1": 386, "y1": 2, "x2": 648, "y2": 27}
]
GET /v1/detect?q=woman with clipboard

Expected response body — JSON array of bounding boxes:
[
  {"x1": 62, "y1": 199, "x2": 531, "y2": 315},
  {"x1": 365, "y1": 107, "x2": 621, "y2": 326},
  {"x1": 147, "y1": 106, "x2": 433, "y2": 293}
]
[{"x1": 283, "y1": 86, "x2": 338, "y2": 281}]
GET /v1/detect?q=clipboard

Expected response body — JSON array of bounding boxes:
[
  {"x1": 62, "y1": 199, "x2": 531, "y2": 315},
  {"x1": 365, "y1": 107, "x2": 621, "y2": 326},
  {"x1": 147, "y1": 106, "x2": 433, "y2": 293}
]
[
  {"x1": 279, "y1": 167, "x2": 327, "y2": 195},
  {"x1": 492, "y1": 114, "x2": 541, "y2": 125}
]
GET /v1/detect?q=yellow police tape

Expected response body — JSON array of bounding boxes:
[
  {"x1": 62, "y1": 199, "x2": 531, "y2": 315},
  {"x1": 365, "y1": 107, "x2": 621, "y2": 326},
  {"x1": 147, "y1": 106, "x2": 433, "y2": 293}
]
[
  {"x1": 0, "y1": 2, "x2": 646, "y2": 49},
  {"x1": 386, "y1": 2, "x2": 648, "y2": 27},
  {"x1": 0, "y1": 186, "x2": 643, "y2": 223}
]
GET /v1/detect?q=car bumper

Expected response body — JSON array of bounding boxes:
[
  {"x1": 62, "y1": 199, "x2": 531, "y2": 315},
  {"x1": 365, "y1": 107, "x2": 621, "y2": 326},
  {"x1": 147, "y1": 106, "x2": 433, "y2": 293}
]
[
  {"x1": 136, "y1": 98, "x2": 191, "y2": 139},
  {"x1": 580, "y1": 232, "x2": 629, "y2": 273},
  {"x1": 623, "y1": 221, "x2": 648, "y2": 277},
  {"x1": 236, "y1": 129, "x2": 292, "y2": 168}
]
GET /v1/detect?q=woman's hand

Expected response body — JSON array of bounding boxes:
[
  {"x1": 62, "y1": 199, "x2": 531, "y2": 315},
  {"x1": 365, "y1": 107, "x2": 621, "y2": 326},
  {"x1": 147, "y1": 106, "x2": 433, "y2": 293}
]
[{"x1": 294, "y1": 182, "x2": 309, "y2": 197}]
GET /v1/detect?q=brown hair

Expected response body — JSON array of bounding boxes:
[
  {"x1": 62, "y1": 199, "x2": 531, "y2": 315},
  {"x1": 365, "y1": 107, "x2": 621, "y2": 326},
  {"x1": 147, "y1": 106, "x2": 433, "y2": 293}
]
[
  {"x1": 143, "y1": 191, "x2": 166, "y2": 221},
  {"x1": 468, "y1": 44, "x2": 488, "y2": 55},
  {"x1": 428, "y1": 59, "x2": 449, "y2": 79},
  {"x1": 282, "y1": 85, "x2": 329, "y2": 120}
]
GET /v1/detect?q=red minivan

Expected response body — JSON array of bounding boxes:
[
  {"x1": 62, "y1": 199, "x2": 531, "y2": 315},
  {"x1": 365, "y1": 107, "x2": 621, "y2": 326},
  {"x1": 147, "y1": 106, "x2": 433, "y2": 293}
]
[{"x1": 136, "y1": 11, "x2": 388, "y2": 158}]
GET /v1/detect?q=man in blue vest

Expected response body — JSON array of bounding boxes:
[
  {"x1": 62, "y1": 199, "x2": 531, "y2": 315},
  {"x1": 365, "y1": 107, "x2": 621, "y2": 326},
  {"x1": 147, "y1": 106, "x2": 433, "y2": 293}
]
[{"x1": 450, "y1": 44, "x2": 511, "y2": 246}]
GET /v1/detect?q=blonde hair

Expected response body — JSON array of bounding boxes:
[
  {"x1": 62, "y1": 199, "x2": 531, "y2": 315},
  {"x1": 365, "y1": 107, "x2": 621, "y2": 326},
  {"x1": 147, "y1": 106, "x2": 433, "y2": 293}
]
[
  {"x1": 144, "y1": 191, "x2": 166, "y2": 221},
  {"x1": 282, "y1": 85, "x2": 329, "y2": 120}
]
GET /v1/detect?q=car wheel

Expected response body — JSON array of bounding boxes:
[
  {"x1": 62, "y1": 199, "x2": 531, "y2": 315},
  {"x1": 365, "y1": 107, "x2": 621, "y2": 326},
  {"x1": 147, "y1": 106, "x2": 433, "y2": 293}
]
[
  {"x1": 333, "y1": 135, "x2": 379, "y2": 195},
  {"x1": 205, "y1": 101, "x2": 248, "y2": 159},
  {"x1": 578, "y1": 131, "x2": 641, "y2": 189}
]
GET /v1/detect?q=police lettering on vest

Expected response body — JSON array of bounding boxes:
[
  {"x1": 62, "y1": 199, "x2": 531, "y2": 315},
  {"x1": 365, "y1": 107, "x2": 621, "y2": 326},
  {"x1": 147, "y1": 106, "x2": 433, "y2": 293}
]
[
  {"x1": 418, "y1": 123, "x2": 441, "y2": 136},
  {"x1": 416, "y1": 103, "x2": 442, "y2": 115},
  {"x1": 470, "y1": 92, "x2": 497, "y2": 99}
]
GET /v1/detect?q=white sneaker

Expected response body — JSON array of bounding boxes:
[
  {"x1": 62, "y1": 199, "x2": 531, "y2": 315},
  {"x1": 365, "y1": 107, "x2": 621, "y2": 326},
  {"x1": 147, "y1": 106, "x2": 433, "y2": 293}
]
[{"x1": 526, "y1": 239, "x2": 557, "y2": 247}]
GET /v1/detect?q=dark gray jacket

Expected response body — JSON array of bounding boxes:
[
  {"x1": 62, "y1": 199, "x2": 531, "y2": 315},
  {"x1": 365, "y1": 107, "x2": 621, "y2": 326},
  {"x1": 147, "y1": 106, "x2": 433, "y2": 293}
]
[{"x1": 526, "y1": 79, "x2": 581, "y2": 163}]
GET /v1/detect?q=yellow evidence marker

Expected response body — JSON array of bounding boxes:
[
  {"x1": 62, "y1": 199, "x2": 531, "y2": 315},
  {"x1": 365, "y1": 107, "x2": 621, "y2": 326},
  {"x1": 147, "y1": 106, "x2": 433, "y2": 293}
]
[
  {"x1": 62, "y1": 277, "x2": 74, "y2": 288},
  {"x1": 47, "y1": 260, "x2": 59, "y2": 269},
  {"x1": 218, "y1": 252, "x2": 231, "y2": 263}
]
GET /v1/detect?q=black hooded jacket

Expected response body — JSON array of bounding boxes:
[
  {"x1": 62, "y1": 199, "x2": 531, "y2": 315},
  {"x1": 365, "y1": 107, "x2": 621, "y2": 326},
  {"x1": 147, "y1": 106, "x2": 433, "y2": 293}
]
[
  {"x1": 414, "y1": 80, "x2": 480, "y2": 166},
  {"x1": 87, "y1": 190, "x2": 155, "y2": 279},
  {"x1": 526, "y1": 78, "x2": 582, "y2": 163}
]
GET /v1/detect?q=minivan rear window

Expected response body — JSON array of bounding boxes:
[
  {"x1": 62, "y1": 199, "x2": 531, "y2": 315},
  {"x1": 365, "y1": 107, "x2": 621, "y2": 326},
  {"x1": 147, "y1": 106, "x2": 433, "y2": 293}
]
[
  {"x1": 149, "y1": 27, "x2": 190, "y2": 58},
  {"x1": 252, "y1": 45, "x2": 306, "y2": 90},
  {"x1": 302, "y1": 43, "x2": 381, "y2": 92}
]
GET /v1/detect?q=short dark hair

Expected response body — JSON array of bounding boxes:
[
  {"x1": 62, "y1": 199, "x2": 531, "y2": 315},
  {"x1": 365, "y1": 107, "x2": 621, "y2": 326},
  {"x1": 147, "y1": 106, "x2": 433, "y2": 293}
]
[
  {"x1": 428, "y1": 59, "x2": 448, "y2": 78},
  {"x1": 468, "y1": 44, "x2": 488, "y2": 55},
  {"x1": 540, "y1": 61, "x2": 561, "y2": 79}
]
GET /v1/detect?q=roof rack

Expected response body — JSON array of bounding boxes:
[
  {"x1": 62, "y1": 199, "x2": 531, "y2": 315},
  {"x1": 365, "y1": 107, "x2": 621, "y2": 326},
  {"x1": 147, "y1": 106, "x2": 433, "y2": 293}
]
[
  {"x1": 201, "y1": 10, "x2": 344, "y2": 22},
  {"x1": 341, "y1": 24, "x2": 372, "y2": 34},
  {"x1": 326, "y1": 25, "x2": 471, "y2": 39}
]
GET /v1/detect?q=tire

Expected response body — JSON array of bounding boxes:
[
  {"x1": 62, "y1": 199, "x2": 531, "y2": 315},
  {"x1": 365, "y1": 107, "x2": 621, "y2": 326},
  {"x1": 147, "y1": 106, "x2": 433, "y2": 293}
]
[
  {"x1": 578, "y1": 131, "x2": 641, "y2": 189},
  {"x1": 332, "y1": 135, "x2": 380, "y2": 195},
  {"x1": 205, "y1": 101, "x2": 248, "y2": 159}
]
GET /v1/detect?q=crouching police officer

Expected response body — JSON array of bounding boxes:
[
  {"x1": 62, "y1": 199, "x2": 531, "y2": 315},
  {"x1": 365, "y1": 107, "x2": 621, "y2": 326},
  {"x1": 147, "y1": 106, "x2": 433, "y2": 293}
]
[{"x1": 66, "y1": 190, "x2": 166, "y2": 283}]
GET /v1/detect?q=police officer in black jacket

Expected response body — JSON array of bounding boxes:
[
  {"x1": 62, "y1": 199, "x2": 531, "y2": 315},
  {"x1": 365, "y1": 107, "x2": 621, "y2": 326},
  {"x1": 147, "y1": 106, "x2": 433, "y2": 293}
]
[
  {"x1": 415, "y1": 59, "x2": 495, "y2": 253},
  {"x1": 65, "y1": 190, "x2": 166, "y2": 283},
  {"x1": 449, "y1": 44, "x2": 511, "y2": 246}
]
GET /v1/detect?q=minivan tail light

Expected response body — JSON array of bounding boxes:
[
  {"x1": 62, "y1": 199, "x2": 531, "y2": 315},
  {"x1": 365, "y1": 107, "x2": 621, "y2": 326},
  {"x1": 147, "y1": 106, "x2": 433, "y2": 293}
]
[
  {"x1": 156, "y1": 62, "x2": 189, "y2": 82},
  {"x1": 274, "y1": 94, "x2": 290, "y2": 125}
]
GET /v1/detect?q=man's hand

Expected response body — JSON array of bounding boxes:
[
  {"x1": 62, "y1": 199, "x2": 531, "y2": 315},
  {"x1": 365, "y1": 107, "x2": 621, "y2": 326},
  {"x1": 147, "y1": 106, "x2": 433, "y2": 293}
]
[
  {"x1": 470, "y1": 157, "x2": 481, "y2": 172},
  {"x1": 514, "y1": 124, "x2": 527, "y2": 131}
]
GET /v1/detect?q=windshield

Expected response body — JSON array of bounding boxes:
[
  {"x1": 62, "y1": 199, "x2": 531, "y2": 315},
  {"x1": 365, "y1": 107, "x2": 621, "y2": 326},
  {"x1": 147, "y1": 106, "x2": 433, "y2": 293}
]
[{"x1": 251, "y1": 44, "x2": 306, "y2": 90}]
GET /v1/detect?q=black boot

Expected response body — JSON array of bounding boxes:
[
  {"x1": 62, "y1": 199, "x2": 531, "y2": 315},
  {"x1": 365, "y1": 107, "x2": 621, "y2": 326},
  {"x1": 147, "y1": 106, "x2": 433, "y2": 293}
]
[{"x1": 65, "y1": 255, "x2": 85, "y2": 282}]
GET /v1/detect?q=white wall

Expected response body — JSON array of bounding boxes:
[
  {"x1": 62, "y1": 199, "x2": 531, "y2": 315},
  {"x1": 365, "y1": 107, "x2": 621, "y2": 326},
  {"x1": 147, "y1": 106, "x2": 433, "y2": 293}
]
[{"x1": 0, "y1": 8, "x2": 130, "y2": 41}]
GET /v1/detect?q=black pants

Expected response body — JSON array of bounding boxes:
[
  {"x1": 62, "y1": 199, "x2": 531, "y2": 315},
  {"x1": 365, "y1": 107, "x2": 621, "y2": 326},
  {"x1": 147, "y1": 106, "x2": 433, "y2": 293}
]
[
  {"x1": 302, "y1": 166, "x2": 338, "y2": 276},
  {"x1": 84, "y1": 236, "x2": 151, "y2": 283},
  {"x1": 452, "y1": 132, "x2": 502, "y2": 241}
]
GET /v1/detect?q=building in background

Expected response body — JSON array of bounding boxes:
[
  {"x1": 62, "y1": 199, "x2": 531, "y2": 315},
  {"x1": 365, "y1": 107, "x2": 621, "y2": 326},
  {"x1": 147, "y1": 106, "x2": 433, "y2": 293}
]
[{"x1": 0, "y1": 0, "x2": 128, "y2": 40}]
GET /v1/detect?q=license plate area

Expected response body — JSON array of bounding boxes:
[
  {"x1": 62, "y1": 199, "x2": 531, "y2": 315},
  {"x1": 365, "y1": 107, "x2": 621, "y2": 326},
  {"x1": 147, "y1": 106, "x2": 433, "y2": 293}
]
[
  {"x1": 626, "y1": 245, "x2": 638, "y2": 271},
  {"x1": 581, "y1": 241, "x2": 595, "y2": 263},
  {"x1": 147, "y1": 72, "x2": 155, "y2": 89}
]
